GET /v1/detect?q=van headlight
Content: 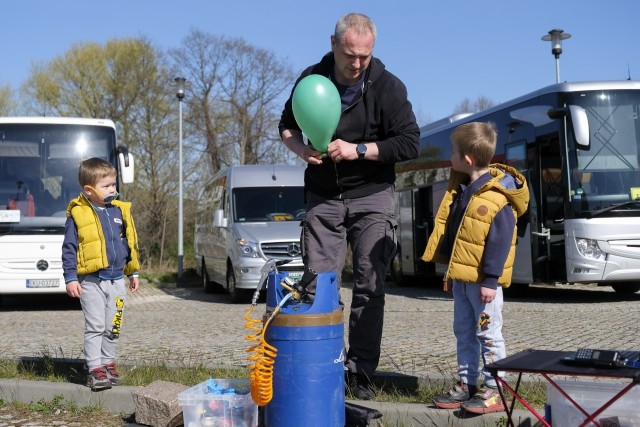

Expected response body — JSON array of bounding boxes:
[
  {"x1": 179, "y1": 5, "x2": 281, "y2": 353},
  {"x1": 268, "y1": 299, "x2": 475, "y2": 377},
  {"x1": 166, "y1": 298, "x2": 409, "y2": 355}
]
[
  {"x1": 575, "y1": 237, "x2": 605, "y2": 260},
  {"x1": 237, "y1": 239, "x2": 260, "y2": 258}
]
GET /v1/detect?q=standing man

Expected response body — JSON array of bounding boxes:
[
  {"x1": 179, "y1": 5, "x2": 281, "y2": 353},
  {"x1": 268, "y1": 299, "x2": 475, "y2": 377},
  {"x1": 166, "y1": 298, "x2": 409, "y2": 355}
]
[{"x1": 279, "y1": 12, "x2": 420, "y2": 400}]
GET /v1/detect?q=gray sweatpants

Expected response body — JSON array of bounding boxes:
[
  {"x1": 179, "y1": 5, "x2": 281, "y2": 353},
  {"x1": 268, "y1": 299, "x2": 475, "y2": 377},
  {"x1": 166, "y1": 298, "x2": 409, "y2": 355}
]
[
  {"x1": 79, "y1": 275, "x2": 127, "y2": 371},
  {"x1": 302, "y1": 186, "x2": 397, "y2": 377}
]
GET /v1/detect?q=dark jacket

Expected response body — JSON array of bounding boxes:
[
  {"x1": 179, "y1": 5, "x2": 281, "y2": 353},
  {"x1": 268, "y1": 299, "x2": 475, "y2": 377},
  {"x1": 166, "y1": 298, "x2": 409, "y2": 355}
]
[{"x1": 279, "y1": 52, "x2": 420, "y2": 199}]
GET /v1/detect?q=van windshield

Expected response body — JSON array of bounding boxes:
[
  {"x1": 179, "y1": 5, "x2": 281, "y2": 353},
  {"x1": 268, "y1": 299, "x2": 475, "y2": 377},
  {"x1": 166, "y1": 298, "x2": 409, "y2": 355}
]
[{"x1": 233, "y1": 187, "x2": 305, "y2": 222}]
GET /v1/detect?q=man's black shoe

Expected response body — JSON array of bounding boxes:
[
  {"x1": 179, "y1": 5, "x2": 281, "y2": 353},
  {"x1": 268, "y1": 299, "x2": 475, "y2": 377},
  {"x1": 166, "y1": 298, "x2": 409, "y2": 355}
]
[{"x1": 347, "y1": 372, "x2": 375, "y2": 400}]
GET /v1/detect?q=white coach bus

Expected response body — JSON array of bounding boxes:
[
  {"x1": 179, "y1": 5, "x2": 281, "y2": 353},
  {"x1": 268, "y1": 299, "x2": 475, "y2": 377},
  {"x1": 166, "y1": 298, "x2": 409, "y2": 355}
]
[
  {"x1": 393, "y1": 80, "x2": 640, "y2": 294},
  {"x1": 0, "y1": 117, "x2": 134, "y2": 303}
]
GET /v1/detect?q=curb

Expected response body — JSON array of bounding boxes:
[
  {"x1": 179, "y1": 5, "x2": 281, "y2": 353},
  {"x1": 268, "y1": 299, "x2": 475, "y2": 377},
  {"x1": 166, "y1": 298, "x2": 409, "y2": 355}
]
[
  {"x1": 0, "y1": 378, "x2": 137, "y2": 415},
  {"x1": 0, "y1": 377, "x2": 538, "y2": 427}
]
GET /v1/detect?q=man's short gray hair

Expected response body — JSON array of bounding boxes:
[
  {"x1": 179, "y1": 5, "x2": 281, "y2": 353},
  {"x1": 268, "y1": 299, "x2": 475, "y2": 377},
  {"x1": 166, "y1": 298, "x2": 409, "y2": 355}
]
[{"x1": 334, "y1": 13, "x2": 377, "y2": 44}]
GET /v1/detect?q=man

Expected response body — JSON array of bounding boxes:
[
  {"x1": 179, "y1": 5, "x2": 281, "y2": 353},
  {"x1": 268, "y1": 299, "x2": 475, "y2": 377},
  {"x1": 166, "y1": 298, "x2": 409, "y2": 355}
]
[{"x1": 279, "y1": 12, "x2": 420, "y2": 400}]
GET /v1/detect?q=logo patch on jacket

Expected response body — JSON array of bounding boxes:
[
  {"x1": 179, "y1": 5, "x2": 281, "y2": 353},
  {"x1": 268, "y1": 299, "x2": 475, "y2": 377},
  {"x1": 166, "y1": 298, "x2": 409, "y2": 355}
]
[
  {"x1": 114, "y1": 218, "x2": 123, "y2": 224},
  {"x1": 477, "y1": 205, "x2": 489, "y2": 216}
]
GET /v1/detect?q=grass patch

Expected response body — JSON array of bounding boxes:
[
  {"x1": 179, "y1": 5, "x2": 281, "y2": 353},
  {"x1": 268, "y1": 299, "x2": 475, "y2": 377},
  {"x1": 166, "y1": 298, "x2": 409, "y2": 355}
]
[
  {"x1": 1, "y1": 354, "x2": 547, "y2": 411},
  {"x1": 119, "y1": 363, "x2": 247, "y2": 387},
  {"x1": 0, "y1": 394, "x2": 124, "y2": 426},
  {"x1": 0, "y1": 356, "x2": 249, "y2": 389},
  {"x1": 358, "y1": 375, "x2": 548, "y2": 413},
  {"x1": 0, "y1": 356, "x2": 549, "y2": 427}
]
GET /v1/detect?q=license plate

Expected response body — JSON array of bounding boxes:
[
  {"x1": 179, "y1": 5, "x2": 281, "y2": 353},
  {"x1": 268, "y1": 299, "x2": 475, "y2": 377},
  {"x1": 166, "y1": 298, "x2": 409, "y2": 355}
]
[
  {"x1": 0, "y1": 210, "x2": 20, "y2": 223},
  {"x1": 26, "y1": 279, "x2": 60, "y2": 288}
]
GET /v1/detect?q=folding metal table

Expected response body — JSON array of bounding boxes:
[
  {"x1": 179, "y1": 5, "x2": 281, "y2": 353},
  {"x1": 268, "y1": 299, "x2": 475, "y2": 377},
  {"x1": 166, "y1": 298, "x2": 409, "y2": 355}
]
[{"x1": 486, "y1": 349, "x2": 640, "y2": 427}]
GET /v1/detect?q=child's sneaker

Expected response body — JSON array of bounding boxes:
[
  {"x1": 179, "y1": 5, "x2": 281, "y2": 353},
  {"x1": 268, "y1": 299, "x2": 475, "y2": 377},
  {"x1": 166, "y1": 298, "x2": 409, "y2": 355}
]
[
  {"x1": 86, "y1": 366, "x2": 112, "y2": 391},
  {"x1": 461, "y1": 387, "x2": 506, "y2": 414},
  {"x1": 433, "y1": 381, "x2": 477, "y2": 409},
  {"x1": 104, "y1": 362, "x2": 122, "y2": 386}
]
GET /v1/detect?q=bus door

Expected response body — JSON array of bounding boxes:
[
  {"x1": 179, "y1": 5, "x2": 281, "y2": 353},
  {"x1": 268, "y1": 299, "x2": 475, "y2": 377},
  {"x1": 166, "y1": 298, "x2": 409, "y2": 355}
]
[
  {"x1": 504, "y1": 140, "x2": 532, "y2": 284},
  {"x1": 534, "y1": 135, "x2": 567, "y2": 282},
  {"x1": 413, "y1": 186, "x2": 433, "y2": 276}
]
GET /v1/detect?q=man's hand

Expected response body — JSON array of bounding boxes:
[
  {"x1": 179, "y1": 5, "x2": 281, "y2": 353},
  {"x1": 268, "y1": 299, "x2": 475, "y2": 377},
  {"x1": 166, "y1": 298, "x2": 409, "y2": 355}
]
[
  {"x1": 281, "y1": 129, "x2": 323, "y2": 165},
  {"x1": 66, "y1": 281, "x2": 82, "y2": 298},
  {"x1": 327, "y1": 139, "x2": 357, "y2": 163},
  {"x1": 300, "y1": 144, "x2": 324, "y2": 165}
]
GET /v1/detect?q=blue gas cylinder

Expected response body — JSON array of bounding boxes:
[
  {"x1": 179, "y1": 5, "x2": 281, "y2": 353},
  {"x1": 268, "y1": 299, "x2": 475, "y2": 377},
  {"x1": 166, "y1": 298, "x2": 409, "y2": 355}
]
[{"x1": 264, "y1": 271, "x2": 345, "y2": 427}]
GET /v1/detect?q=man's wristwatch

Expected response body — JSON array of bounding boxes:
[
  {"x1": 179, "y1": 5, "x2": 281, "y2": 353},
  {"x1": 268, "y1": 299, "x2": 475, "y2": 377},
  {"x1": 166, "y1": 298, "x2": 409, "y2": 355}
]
[{"x1": 356, "y1": 143, "x2": 367, "y2": 160}]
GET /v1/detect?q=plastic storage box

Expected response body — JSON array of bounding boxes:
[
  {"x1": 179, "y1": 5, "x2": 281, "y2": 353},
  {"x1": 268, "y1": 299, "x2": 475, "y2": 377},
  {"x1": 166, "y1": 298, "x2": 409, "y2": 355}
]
[
  {"x1": 178, "y1": 379, "x2": 258, "y2": 427},
  {"x1": 546, "y1": 380, "x2": 640, "y2": 427}
]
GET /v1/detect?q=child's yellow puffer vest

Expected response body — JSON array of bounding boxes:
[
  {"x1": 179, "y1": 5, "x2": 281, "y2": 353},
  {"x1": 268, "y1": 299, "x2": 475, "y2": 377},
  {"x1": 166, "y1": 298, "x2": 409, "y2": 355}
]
[
  {"x1": 66, "y1": 194, "x2": 140, "y2": 276},
  {"x1": 422, "y1": 164, "x2": 529, "y2": 287}
]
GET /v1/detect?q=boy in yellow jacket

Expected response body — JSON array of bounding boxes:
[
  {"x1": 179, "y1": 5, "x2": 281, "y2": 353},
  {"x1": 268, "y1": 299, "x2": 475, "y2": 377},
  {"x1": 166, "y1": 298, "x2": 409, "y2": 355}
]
[
  {"x1": 62, "y1": 158, "x2": 140, "y2": 391},
  {"x1": 422, "y1": 122, "x2": 529, "y2": 414}
]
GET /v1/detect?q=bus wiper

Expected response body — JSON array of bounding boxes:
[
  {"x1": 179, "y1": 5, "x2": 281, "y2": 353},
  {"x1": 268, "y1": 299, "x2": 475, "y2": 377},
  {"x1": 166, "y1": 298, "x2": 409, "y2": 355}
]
[{"x1": 588, "y1": 200, "x2": 640, "y2": 218}]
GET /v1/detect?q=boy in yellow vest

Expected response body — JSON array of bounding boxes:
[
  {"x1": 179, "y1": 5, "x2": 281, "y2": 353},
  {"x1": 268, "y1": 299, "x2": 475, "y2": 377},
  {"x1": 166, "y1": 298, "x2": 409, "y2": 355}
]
[
  {"x1": 422, "y1": 122, "x2": 529, "y2": 413},
  {"x1": 62, "y1": 158, "x2": 140, "y2": 391}
]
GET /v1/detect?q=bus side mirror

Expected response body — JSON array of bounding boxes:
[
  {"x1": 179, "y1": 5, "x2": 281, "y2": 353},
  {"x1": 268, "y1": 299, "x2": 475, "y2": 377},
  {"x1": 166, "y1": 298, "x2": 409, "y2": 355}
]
[
  {"x1": 547, "y1": 105, "x2": 590, "y2": 151},
  {"x1": 568, "y1": 105, "x2": 590, "y2": 150},
  {"x1": 213, "y1": 208, "x2": 227, "y2": 228},
  {"x1": 117, "y1": 146, "x2": 135, "y2": 184}
]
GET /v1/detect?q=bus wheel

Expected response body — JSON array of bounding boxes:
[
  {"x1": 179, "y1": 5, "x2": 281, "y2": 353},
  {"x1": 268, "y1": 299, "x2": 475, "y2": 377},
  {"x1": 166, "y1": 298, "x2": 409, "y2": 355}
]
[
  {"x1": 201, "y1": 259, "x2": 217, "y2": 294},
  {"x1": 611, "y1": 283, "x2": 640, "y2": 294}
]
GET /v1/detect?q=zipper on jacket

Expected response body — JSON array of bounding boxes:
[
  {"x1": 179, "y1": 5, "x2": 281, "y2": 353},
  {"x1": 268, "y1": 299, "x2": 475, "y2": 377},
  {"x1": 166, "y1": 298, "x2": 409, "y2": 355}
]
[
  {"x1": 332, "y1": 79, "x2": 370, "y2": 200},
  {"x1": 105, "y1": 208, "x2": 117, "y2": 277},
  {"x1": 333, "y1": 162, "x2": 343, "y2": 199}
]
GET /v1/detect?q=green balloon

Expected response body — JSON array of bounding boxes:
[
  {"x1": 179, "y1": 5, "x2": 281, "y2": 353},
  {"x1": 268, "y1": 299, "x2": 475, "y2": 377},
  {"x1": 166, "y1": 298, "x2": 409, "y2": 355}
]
[{"x1": 292, "y1": 75, "x2": 341, "y2": 153}]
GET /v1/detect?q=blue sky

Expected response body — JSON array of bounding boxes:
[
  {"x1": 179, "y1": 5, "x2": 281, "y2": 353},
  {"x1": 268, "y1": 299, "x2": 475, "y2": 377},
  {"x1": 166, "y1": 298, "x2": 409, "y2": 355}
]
[{"x1": 3, "y1": 0, "x2": 639, "y2": 124}]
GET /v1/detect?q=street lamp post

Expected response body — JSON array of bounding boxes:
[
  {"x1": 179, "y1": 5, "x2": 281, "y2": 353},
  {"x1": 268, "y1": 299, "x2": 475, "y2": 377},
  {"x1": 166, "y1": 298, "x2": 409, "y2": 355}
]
[
  {"x1": 175, "y1": 77, "x2": 186, "y2": 280},
  {"x1": 541, "y1": 29, "x2": 571, "y2": 83}
]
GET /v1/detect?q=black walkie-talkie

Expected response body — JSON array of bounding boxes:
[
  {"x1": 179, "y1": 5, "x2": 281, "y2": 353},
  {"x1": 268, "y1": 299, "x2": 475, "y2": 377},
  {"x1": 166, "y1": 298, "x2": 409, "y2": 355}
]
[{"x1": 569, "y1": 348, "x2": 620, "y2": 368}]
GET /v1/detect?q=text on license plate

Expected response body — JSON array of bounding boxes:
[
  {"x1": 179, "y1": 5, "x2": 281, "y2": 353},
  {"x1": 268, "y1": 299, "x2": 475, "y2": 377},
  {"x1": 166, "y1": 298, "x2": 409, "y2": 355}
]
[{"x1": 26, "y1": 279, "x2": 60, "y2": 288}]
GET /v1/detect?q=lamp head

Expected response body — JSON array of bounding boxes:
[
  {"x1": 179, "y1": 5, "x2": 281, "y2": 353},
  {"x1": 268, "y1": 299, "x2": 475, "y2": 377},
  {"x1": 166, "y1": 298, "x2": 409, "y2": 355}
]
[
  {"x1": 541, "y1": 29, "x2": 571, "y2": 58},
  {"x1": 174, "y1": 77, "x2": 186, "y2": 100}
]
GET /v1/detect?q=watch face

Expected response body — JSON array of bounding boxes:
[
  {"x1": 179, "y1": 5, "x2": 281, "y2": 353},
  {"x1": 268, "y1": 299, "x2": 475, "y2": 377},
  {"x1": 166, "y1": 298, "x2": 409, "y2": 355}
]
[{"x1": 357, "y1": 144, "x2": 367, "y2": 155}]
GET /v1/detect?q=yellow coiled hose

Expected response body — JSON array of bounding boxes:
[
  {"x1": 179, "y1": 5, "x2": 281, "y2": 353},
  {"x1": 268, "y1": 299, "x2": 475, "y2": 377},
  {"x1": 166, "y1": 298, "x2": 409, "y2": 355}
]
[{"x1": 244, "y1": 293, "x2": 291, "y2": 406}]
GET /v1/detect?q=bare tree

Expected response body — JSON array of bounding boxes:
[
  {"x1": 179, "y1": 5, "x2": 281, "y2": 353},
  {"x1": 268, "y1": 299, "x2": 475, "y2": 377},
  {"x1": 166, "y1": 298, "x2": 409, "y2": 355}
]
[
  {"x1": 452, "y1": 96, "x2": 495, "y2": 115},
  {"x1": 171, "y1": 29, "x2": 296, "y2": 174}
]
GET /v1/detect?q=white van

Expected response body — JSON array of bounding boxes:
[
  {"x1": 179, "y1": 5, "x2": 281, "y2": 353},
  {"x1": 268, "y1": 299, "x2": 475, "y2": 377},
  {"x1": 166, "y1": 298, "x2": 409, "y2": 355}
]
[{"x1": 194, "y1": 164, "x2": 306, "y2": 303}]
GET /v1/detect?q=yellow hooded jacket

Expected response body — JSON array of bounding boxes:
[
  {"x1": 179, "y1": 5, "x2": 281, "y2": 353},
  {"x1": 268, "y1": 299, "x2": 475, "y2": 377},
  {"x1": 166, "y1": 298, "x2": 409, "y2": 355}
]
[
  {"x1": 421, "y1": 163, "x2": 529, "y2": 287},
  {"x1": 66, "y1": 194, "x2": 140, "y2": 277}
]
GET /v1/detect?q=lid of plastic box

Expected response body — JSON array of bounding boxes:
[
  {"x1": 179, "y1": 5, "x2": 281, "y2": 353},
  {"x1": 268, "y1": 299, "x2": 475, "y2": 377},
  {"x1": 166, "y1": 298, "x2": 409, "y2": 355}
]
[{"x1": 178, "y1": 379, "x2": 253, "y2": 406}]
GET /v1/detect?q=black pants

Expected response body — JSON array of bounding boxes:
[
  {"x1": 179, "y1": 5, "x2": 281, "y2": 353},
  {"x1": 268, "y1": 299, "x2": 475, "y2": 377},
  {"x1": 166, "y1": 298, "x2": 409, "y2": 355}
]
[{"x1": 301, "y1": 187, "x2": 397, "y2": 376}]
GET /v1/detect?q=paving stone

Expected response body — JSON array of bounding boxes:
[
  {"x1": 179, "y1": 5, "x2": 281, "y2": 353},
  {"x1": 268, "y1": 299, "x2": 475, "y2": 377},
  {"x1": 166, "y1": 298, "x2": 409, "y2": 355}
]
[{"x1": 133, "y1": 380, "x2": 188, "y2": 427}]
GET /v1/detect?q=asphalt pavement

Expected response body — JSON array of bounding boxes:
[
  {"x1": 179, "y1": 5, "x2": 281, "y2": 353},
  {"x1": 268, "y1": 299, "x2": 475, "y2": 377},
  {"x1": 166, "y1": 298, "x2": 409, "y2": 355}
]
[{"x1": 1, "y1": 278, "x2": 639, "y2": 426}]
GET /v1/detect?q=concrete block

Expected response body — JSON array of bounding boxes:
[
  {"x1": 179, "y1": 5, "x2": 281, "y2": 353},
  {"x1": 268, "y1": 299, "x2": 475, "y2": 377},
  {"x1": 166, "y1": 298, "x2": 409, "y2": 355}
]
[{"x1": 133, "y1": 380, "x2": 188, "y2": 427}]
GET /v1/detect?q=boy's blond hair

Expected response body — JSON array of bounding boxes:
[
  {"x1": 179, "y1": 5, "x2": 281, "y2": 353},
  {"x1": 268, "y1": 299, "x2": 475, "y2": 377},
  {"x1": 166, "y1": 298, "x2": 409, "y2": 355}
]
[
  {"x1": 451, "y1": 122, "x2": 497, "y2": 168},
  {"x1": 78, "y1": 157, "x2": 116, "y2": 187}
]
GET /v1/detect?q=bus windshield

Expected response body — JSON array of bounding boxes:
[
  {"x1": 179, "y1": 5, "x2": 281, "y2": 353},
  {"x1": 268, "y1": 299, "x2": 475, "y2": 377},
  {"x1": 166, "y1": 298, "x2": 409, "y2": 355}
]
[
  {"x1": 232, "y1": 187, "x2": 305, "y2": 222},
  {"x1": 567, "y1": 90, "x2": 640, "y2": 217},
  {"x1": 0, "y1": 123, "x2": 115, "y2": 232}
]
